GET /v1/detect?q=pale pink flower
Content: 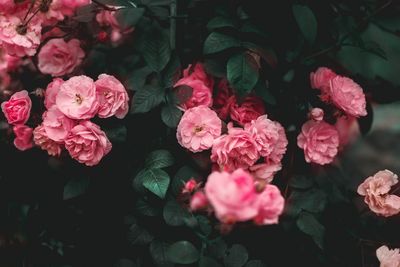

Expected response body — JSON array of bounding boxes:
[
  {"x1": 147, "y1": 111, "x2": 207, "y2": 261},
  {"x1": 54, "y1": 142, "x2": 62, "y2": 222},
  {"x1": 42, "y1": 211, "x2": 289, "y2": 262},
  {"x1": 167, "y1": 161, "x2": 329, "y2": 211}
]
[
  {"x1": 357, "y1": 170, "x2": 400, "y2": 217},
  {"x1": 95, "y1": 74, "x2": 129, "y2": 119},
  {"x1": 376, "y1": 246, "x2": 400, "y2": 267},
  {"x1": 190, "y1": 191, "x2": 208, "y2": 211},
  {"x1": 329, "y1": 76, "x2": 367, "y2": 117},
  {"x1": 310, "y1": 67, "x2": 337, "y2": 93},
  {"x1": 0, "y1": 14, "x2": 42, "y2": 57},
  {"x1": 205, "y1": 169, "x2": 259, "y2": 223},
  {"x1": 38, "y1": 38, "x2": 85, "y2": 77},
  {"x1": 297, "y1": 120, "x2": 339, "y2": 165},
  {"x1": 13, "y1": 125, "x2": 33, "y2": 151},
  {"x1": 230, "y1": 96, "x2": 265, "y2": 126},
  {"x1": 33, "y1": 124, "x2": 63, "y2": 156},
  {"x1": 37, "y1": 0, "x2": 68, "y2": 24},
  {"x1": 56, "y1": 75, "x2": 99, "y2": 120},
  {"x1": 211, "y1": 124, "x2": 259, "y2": 172},
  {"x1": 1, "y1": 90, "x2": 31, "y2": 125},
  {"x1": 254, "y1": 184, "x2": 285, "y2": 225},
  {"x1": 249, "y1": 162, "x2": 282, "y2": 183},
  {"x1": 175, "y1": 63, "x2": 214, "y2": 110},
  {"x1": 44, "y1": 78, "x2": 64, "y2": 109},
  {"x1": 65, "y1": 120, "x2": 112, "y2": 166},
  {"x1": 310, "y1": 108, "x2": 324, "y2": 121},
  {"x1": 42, "y1": 106, "x2": 76, "y2": 142},
  {"x1": 244, "y1": 115, "x2": 288, "y2": 163},
  {"x1": 177, "y1": 106, "x2": 221, "y2": 152}
]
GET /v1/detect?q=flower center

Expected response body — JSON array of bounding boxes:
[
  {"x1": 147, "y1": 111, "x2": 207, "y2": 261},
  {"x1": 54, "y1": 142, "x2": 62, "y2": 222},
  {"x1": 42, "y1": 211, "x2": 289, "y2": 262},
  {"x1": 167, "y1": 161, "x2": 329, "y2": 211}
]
[
  {"x1": 75, "y1": 94, "x2": 83, "y2": 105},
  {"x1": 194, "y1": 125, "x2": 203, "y2": 133},
  {"x1": 16, "y1": 24, "x2": 27, "y2": 35}
]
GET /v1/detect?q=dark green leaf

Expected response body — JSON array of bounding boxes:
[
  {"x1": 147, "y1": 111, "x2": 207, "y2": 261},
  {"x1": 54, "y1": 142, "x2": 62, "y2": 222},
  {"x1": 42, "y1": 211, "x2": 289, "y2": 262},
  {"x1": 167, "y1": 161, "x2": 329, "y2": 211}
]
[
  {"x1": 162, "y1": 54, "x2": 181, "y2": 88},
  {"x1": 142, "y1": 169, "x2": 170, "y2": 198},
  {"x1": 204, "y1": 32, "x2": 241, "y2": 54},
  {"x1": 171, "y1": 166, "x2": 201, "y2": 196},
  {"x1": 135, "y1": 199, "x2": 161, "y2": 216},
  {"x1": 197, "y1": 215, "x2": 211, "y2": 236},
  {"x1": 132, "y1": 169, "x2": 147, "y2": 193},
  {"x1": 131, "y1": 85, "x2": 164, "y2": 114},
  {"x1": 126, "y1": 66, "x2": 153, "y2": 91},
  {"x1": 292, "y1": 5, "x2": 317, "y2": 44},
  {"x1": 199, "y1": 256, "x2": 222, "y2": 267},
  {"x1": 63, "y1": 177, "x2": 90, "y2": 200},
  {"x1": 145, "y1": 150, "x2": 174, "y2": 169},
  {"x1": 167, "y1": 241, "x2": 200, "y2": 264},
  {"x1": 227, "y1": 53, "x2": 259, "y2": 95},
  {"x1": 161, "y1": 104, "x2": 182, "y2": 128},
  {"x1": 289, "y1": 175, "x2": 313, "y2": 189},
  {"x1": 138, "y1": 28, "x2": 171, "y2": 72},
  {"x1": 104, "y1": 126, "x2": 127, "y2": 143},
  {"x1": 74, "y1": 4, "x2": 95, "y2": 22},
  {"x1": 245, "y1": 260, "x2": 266, "y2": 267},
  {"x1": 207, "y1": 17, "x2": 236, "y2": 30},
  {"x1": 116, "y1": 7, "x2": 145, "y2": 28},
  {"x1": 285, "y1": 189, "x2": 327, "y2": 217},
  {"x1": 207, "y1": 239, "x2": 227, "y2": 259},
  {"x1": 163, "y1": 200, "x2": 192, "y2": 226},
  {"x1": 254, "y1": 79, "x2": 276, "y2": 105},
  {"x1": 296, "y1": 212, "x2": 325, "y2": 249},
  {"x1": 224, "y1": 244, "x2": 248, "y2": 267},
  {"x1": 127, "y1": 224, "x2": 154, "y2": 245},
  {"x1": 171, "y1": 85, "x2": 193, "y2": 105},
  {"x1": 114, "y1": 258, "x2": 136, "y2": 267},
  {"x1": 150, "y1": 240, "x2": 173, "y2": 267}
]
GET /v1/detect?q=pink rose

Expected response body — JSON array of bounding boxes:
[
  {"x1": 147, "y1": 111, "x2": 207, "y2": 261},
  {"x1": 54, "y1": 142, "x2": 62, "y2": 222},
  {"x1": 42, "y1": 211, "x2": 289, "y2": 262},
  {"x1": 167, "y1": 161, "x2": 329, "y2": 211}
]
[
  {"x1": 0, "y1": 51, "x2": 20, "y2": 72},
  {"x1": 44, "y1": 78, "x2": 64, "y2": 109},
  {"x1": 249, "y1": 162, "x2": 282, "y2": 183},
  {"x1": 244, "y1": 115, "x2": 288, "y2": 163},
  {"x1": 213, "y1": 79, "x2": 236, "y2": 120},
  {"x1": 13, "y1": 125, "x2": 33, "y2": 151},
  {"x1": 33, "y1": 124, "x2": 63, "y2": 156},
  {"x1": 177, "y1": 106, "x2": 221, "y2": 152},
  {"x1": 376, "y1": 246, "x2": 400, "y2": 267},
  {"x1": 182, "y1": 178, "x2": 198, "y2": 194},
  {"x1": 175, "y1": 63, "x2": 214, "y2": 110},
  {"x1": 56, "y1": 75, "x2": 99, "y2": 120},
  {"x1": 254, "y1": 184, "x2": 285, "y2": 225},
  {"x1": 1, "y1": 90, "x2": 32, "y2": 125},
  {"x1": 65, "y1": 121, "x2": 112, "y2": 166},
  {"x1": 297, "y1": 120, "x2": 339, "y2": 165},
  {"x1": 61, "y1": 0, "x2": 91, "y2": 9},
  {"x1": 329, "y1": 76, "x2": 367, "y2": 117},
  {"x1": 42, "y1": 106, "x2": 76, "y2": 142},
  {"x1": 0, "y1": 0, "x2": 15, "y2": 13},
  {"x1": 310, "y1": 108, "x2": 324, "y2": 121},
  {"x1": 38, "y1": 38, "x2": 85, "y2": 77},
  {"x1": 205, "y1": 169, "x2": 259, "y2": 223},
  {"x1": 37, "y1": 0, "x2": 69, "y2": 24},
  {"x1": 211, "y1": 124, "x2": 259, "y2": 172},
  {"x1": 357, "y1": 170, "x2": 400, "y2": 217},
  {"x1": 310, "y1": 67, "x2": 337, "y2": 93},
  {"x1": 335, "y1": 115, "x2": 360, "y2": 149},
  {"x1": 190, "y1": 191, "x2": 208, "y2": 211},
  {"x1": 230, "y1": 96, "x2": 265, "y2": 126},
  {"x1": 0, "y1": 13, "x2": 42, "y2": 57},
  {"x1": 95, "y1": 74, "x2": 129, "y2": 119}
]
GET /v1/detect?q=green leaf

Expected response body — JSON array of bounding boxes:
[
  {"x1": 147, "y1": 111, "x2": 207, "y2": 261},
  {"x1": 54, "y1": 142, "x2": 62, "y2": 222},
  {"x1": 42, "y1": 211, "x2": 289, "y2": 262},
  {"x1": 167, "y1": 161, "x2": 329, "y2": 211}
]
[
  {"x1": 227, "y1": 53, "x2": 259, "y2": 95},
  {"x1": 245, "y1": 260, "x2": 266, "y2": 267},
  {"x1": 224, "y1": 244, "x2": 249, "y2": 267},
  {"x1": 170, "y1": 85, "x2": 193, "y2": 105},
  {"x1": 204, "y1": 32, "x2": 241, "y2": 54},
  {"x1": 116, "y1": 7, "x2": 145, "y2": 29},
  {"x1": 150, "y1": 240, "x2": 173, "y2": 267},
  {"x1": 126, "y1": 66, "x2": 153, "y2": 91},
  {"x1": 135, "y1": 199, "x2": 161, "y2": 216},
  {"x1": 167, "y1": 241, "x2": 200, "y2": 264},
  {"x1": 163, "y1": 200, "x2": 192, "y2": 226},
  {"x1": 171, "y1": 166, "x2": 201, "y2": 196},
  {"x1": 162, "y1": 54, "x2": 181, "y2": 88},
  {"x1": 197, "y1": 215, "x2": 211, "y2": 236},
  {"x1": 104, "y1": 126, "x2": 127, "y2": 143},
  {"x1": 296, "y1": 212, "x2": 325, "y2": 249},
  {"x1": 142, "y1": 169, "x2": 170, "y2": 199},
  {"x1": 207, "y1": 238, "x2": 227, "y2": 260},
  {"x1": 292, "y1": 5, "x2": 317, "y2": 44},
  {"x1": 131, "y1": 85, "x2": 164, "y2": 114},
  {"x1": 145, "y1": 150, "x2": 174, "y2": 169},
  {"x1": 63, "y1": 177, "x2": 90, "y2": 200},
  {"x1": 289, "y1": 175, "x2": 313, "y2": 189},
  {"x1": 199, "y1": 256, "x2": 222, "y2": 267},
  {"x1": 139, "y1": 27, "x2": 171, "y2": 72},
  {"x1": 127, "y1": 224, "x2": 154, "y2": 245},
  {"x1": 254, "y1": 79, "x2": 276, "y2": 105},
  {"x1": 207, "y1": 17, "x2": 236, "y2": 30},
  {"x1": 161, "y1": 104, "x2": 182, "y2": 128},
  {"x1": 284, "y1": 189, "x2": 327, "y2": 217},
  {"x1": 132, "y1": 169, "x2": 147, "y2": 194}
]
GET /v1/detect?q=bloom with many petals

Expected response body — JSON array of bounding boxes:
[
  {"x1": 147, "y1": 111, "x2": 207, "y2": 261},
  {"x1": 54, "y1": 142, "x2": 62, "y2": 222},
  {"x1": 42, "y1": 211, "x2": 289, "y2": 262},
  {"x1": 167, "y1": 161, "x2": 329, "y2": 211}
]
[
  {"x1": 254, "y1": 184, "x2": 285, "y2": 225},
  {"x1": 38, "y1": 38, "x2": 85, "y2": 77},
  {"x1": 357, "y1": 170, "x2": 400, "y2": 217},
  {"x1": 177, "y1": 106, "x2": 221, "y2": 152},
  {"x1": 205, "y1": 169, "x2": 259, "y2": 223},
  {"x1": 13, "y1": 125, "x2": 33, "y2": 151},
  {"x1": 42, "y1": 106, "x2": 76, "y2": 142},
  {"x1": 44, "y1": 78, "x2": 64, "y2": 109},
  {"x1": 230, "y1": 96, "x2": 265, "y2": 126},
  {"x1": 376, "y1": 246, "x2": 400, "y2": 267},
  {"x1": 33, "y1": 124, "x2": 63, "y2": 156},
  {"x1": 65, "y1": 121, "x2": 112, "y2": 166},
  {"x1": 297, "y1": 120, "x2": 339, "y2": 165},
  {"x1": 95, "y1": 74, "x2": 129, "y2": 119},
  {"x1": 310, "y1": 67, "x2": 337, "y2": 93},
  {"x1": 1, "y1": 90, "x2": 31, "y2": 125},
  {"x1": 56, "y1": 75, "x2": 99, "y2": 120}
]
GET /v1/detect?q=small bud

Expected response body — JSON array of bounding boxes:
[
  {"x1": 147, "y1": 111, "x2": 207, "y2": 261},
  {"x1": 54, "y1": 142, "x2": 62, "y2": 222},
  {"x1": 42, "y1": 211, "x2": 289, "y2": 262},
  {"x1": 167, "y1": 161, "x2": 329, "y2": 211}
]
[
  {"x1": 310, "y1": 108, "x2": 324, "y2": 121},
  {"x1": 97, "y1": 31, "x2": 108, "y2": 42},
  {"x1": 190, "y1": 191, "x2": 208, "y2": 211},
  {"x1": 182, "y1": 178, "x2": 198, "y2": 194}
]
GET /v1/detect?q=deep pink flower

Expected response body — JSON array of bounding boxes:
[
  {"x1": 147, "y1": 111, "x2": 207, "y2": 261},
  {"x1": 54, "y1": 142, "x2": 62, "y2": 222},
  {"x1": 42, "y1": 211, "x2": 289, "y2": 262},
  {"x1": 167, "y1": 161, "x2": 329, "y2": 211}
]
[
  {"x1": 44, "y1": 78, "x2": 64, "y2": 109},
  {"x1": 213, "y1": 79, "x2": 236, "y2": 120},
  {"x1": 61, "y1": 0, "x2": 91, "y2": 9},
  {"x1": 56, "y1": 75, "x2": 99, "y2": 120},
  {"x1": 335, "y1": 115, "x2": 360, "y2": 149},
  {"x1": 65, "y1": 120, "x2": 112, "y2": 166},
  {"x1": 177, "y1": 106, "x2": 221, "y2": 152},
  {"x1": 95, "y1": 74, "x2": 129, "y2": 119},
  {"x1": 376, "y1": 245, "x2": 400, "y2": 267},
  {"x1": 205, "y1": 169, "x2": 259, "y2": 223},
  {"x1": 254, "y1": 184, "x2": 285, "y2": 225},
  {"x1": 297, "y1": 120, "x2": 339, "y2": 165},
  {"x1": 13, "y1": 125, "x2": 33, "y2": 151},
  {"x1": 1, "y1": 90, "x2": 31, "y2": 125},
  {"x1": 38, "y1": 38, "x2": 85, "y2": 77},
  {"x1": 0, "y1": 0, "x2": 15, "y2": 13},
  {"x1": 182, "y1": 179, "x2": 198, "y2": 194},
  {"x1": 42, "y1": 106, "x2": 76, "y2": 142},
  {"x1": 357, "y1": 170, "x2": 400, "y2": 217},
  {"x1": 190, "y1": 191, "x2": 208, "y2": 211},
  {"x1": 33, "y1": 124, "x2": 63, "y2": 156},
  {"x1": 310, "y1": 67, "x2": 337, "y2": 93},
  {"x1": 211, "y1": 124, "x2": 259, "y2": 172},
  {"x1": 230, "y1": 96, "x2": 265, "y2": 126}
]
